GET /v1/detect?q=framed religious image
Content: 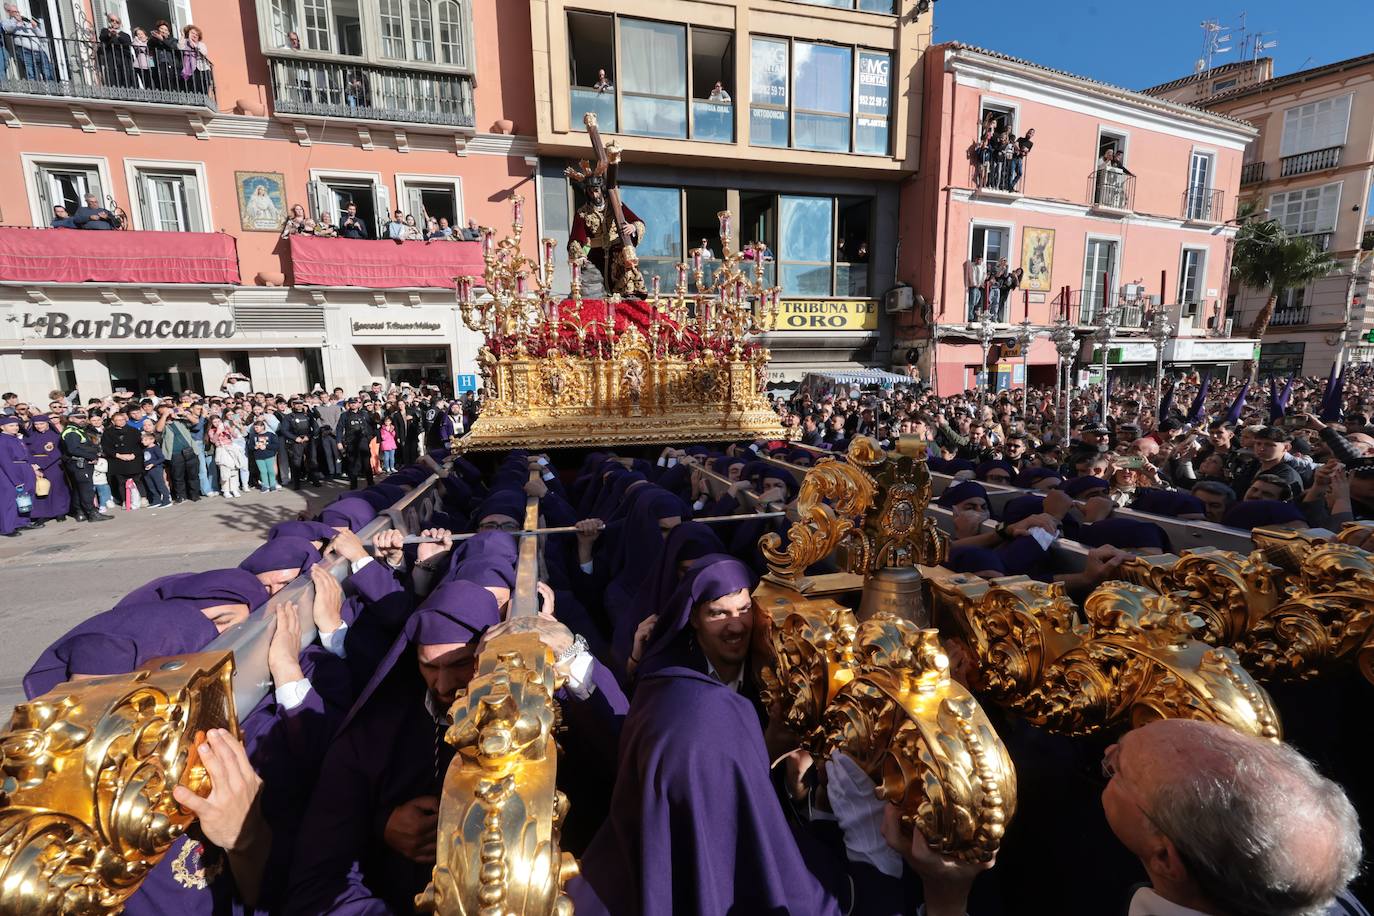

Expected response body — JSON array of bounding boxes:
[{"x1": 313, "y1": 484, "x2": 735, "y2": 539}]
[
  {"x1": 1020, "y1": 227, "x2": 1055, "y2": 292},
  {"x1": 236, "y1": 171, "x2": 286, "y2": 232}
]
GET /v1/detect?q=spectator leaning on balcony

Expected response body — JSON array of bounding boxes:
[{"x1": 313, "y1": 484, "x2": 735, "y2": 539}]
[
  {"x1": 339, "y1": 202, "x2": 370, "y2": 240},
  {"x1": 313, "y1": 212, "x2": 338, "y2": 238},
  {"x1": 592, "y1": 67, "x2": 612, "y2": 93},
  {"x1": 98, "y1": 13, "x2": 133, "y2": 88},
  {"x1": 709, "y1": 80, "x2": 731, "y2": 103},
  {"x1": 428, "y1": 217, "x2": 453, "y2": 240},
  {"x1": 963, "y1": 254, "x2": 986, "y2": 320},
  {"x1": 148, "y1": 20, "x2": 178, "y2": 90},
  {"x1": 130, "y1": 27, "x2": 152, "y2": 88},
  {"x1": 281, "y1": 204, "x2": 309, "y2": 238},
  {"x1": 460, "y1": 217, "x2": 481, "y2": 241},
  {"x1": 73, "y1": 194, "x2": 122, "y2": 230},
  {"x1": 402, "y1": 214, "x2": 424, "y2": 241},
  {"x1": 3, "y1": 2, "x2": 54, "y2": 80},
  {"x1": 49, "y1": 205, "x2": 77, "y2": 229},
  {"x1": 1011, "y1": 127, "x2": 1034, "y2": 192},
  {"x1": 178, "y1": 24, "x2": 210, "y2": 95}
]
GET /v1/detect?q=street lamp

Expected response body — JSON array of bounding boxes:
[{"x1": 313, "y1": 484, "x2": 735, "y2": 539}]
[
  {"x1": 1014, "y1": 315, "x2": 1037, "y2": 419},
  {"x1": 968, "y1": 305, "x2": 998, "y2": 406},
  {"x1": 1146, "y1": 304, "x2": 1174, "y2": 422},
  {"x1": 1093, "y1": 304, "x2": 1121, "y2": 422},
  {"x1": 1050, "y1": 317, "x2": 1077, "y2": 445}
]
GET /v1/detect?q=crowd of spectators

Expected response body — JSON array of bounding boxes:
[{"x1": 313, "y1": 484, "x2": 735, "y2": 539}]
[
  {"x1": 0, "y1": 381, "x2": 478, "y2": 535},
  {"x1": 962, "y1": 255, "x2": 1023, "y2": 321},
  {"x1": 2, "y1": 5, "x2": 211, "y2": 93},
  {"x1": 280, "y1": 202, "x2": 483, "y2": 243},
  {"x1": 971, "y1": 113, "x2": 1034, "y2": 192}
]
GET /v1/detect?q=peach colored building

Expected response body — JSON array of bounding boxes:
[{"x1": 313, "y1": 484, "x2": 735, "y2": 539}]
[
  {"x1": 898, "y1": 43, "x2": 1258, "y2": 397},
  {"x1": 1148, "y1": 54, "x2": 1374, "y2": 378},
  {"x1": 0, "y1": 0, "x2": 539, "y2": 399}
]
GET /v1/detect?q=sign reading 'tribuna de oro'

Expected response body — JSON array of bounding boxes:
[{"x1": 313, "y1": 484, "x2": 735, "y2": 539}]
[{"x1": 23, "y1": 311, "x2": 236, "y2": 340}]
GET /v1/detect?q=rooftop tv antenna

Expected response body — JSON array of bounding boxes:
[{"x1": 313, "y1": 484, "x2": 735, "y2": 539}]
[{"x1": 1199, "y1": 18, "x2": 1234, "y2": 74}]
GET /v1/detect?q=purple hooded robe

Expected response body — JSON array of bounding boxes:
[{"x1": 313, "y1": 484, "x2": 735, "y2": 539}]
[{"x1": 25, "y1": 416, "x2": 70, "y2": 519}]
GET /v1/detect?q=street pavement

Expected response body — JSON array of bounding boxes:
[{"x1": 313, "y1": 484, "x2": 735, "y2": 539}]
[{"x1": 0, "y1": 481, "x2": 352, "y2": 716}]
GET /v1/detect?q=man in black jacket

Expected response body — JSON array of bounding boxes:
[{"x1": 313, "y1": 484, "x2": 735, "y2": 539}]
[
  {"x1": 338, "y1": 202, "x2": 370, "y2": 240},
  {"x1": 335, "y1": 396, "x2": 376, "y2": 489},
  {"x1": 101, "y1": 410, "x2": 145, "y2": 506},
  {"x1": 59, "y1": 410, "x2": 110, "y2": 522},
  {"x1": 281, "y1": 398, "x2": 321, "y2": 489}
]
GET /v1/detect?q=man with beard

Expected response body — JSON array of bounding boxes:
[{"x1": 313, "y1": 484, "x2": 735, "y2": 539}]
[
  {"x1": 280, "y1": 397, "x2": 321, "y2": 489},
  {"x1": 335, "y1": 396, "x2": 377, "y2": 490},
  {"x1": 567, "y1": 170, "x2": 647, "y2": 299}
]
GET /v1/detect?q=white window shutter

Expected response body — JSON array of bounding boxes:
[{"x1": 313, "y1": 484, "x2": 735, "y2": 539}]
[
  {"x1": 172, "y1": 0, "x2": 193, "y2": 34},
  {"x1": 406, "y1": 186, "x2": 424, "y2": 223},
  {"x1": 182, "y1": 172, "x2": 205, "y2": 232},
  {"x1": 312, "y1": 179, "x2": 334, "y2": 220},
  {"x1": 83, "y1": 168, "x2": 103, "y2": 206},
  {"x1": 133, "y1": 173, "x2": 149, "y2": 229},
  {"x1": 374, "y1": 183, "x2": 391, "y2": 234},
  {"x1": 1316, "y1": 182, "x2": 1341, "y2": 234},
  {"x1": 36, "y1": 170, "x2": 52, "y2": 217}
]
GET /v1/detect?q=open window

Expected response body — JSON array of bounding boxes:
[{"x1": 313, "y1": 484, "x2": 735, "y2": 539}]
[
  {"x1": 690, "y1": 27, "x2": 734, "y2": 142},
  {"x1": 979, "y1": 102, "x2": 1015, "y2": 136},
  {"x1": 32, "y1": 160, "x2": 104, "y2": 219},
  {"x1": 310, "y1": 173, "x2": 388, "y2": 235},
  {"x1": 1097, "y1": 128, "x2": 1127, "y2": 168},
  {"x1": 397, "y1": 175, "x2": 462, "y2": 232},
  {"x1": 685, "y1": 188, "x2": 727, "y2": 291},
  {"x1": 1177, "y1": 248, "x2": 1207, "y2": 319},
  {"x1": 836, "y1": 197, "x2": 871, "y2": 296},
  {"x1": 130, "y1": 166, "x2": 207, "y2": 232},
  {"x1": 568, "y1": 10, "x2": 616, "y2": 132},
  {"x1": 740, "y1": 191, "x2": 777, "y2": 286}
]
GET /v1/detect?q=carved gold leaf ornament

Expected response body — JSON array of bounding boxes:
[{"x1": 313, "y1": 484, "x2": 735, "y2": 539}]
[
  {"x1": 417, "y1": 631, "x2": 576, "y2": 916},
  {"x1": 0, "y1": 653, "x2": 237, "y2": 913}
]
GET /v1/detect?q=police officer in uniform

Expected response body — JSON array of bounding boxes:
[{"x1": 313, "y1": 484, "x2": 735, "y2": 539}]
[
  {"x1": 335, "y1": 396, "x2": 377, "y2": 490},
  {"x1": 281, "y1": 398, "x2": 321, "y2": 490},
  {"x1": 59, "y1": 410, "x2": 109, "y2": 523}
]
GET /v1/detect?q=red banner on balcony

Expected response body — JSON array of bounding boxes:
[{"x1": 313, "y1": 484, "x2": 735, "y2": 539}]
[
  {"x1": 0, "y1": 228, "x2": 240, "y2": 284},
  {"x1": 289, "y1": 236, "x2": 484, "y2": 288}
]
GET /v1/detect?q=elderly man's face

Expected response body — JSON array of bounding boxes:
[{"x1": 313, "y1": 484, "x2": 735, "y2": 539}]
[{"x1": 85, "y1": 195, "x2": 99, "y2": 208}]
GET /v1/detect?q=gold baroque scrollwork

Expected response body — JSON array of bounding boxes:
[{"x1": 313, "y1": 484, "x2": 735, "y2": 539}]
[
  {"x1": 418, "y1": 631, "x2": 576, "y2": 916},
  {"x1": 0, "y1": 652, "x2": 238, "y2": 914},
  {"x1": 760, "y1": 457, "x2": 877, "y2": 587}
]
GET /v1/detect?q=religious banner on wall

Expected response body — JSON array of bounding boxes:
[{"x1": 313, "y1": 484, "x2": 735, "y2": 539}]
[
  {"x1": 770, "y1": 298, "x2": 879, "y2": 331},
  {"x1": 1021, "y1": 227, "x2": 1055, "y2": 292}
]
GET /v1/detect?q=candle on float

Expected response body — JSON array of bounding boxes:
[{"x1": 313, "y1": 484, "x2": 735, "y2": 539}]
[
  {"x1": 515, "y1": 272, "x2": 528, "y2": 296},
  {"x1": 692, "y1": 248, "x2": 703, "y2": 273},
  {"x1": 718, "y1": 210, "x2": 732, "y2": 242},
  {"x1": 482, "y1": 229, "x2": 494, "y2": 257},
  {"x1": 651, "y1": 274, "x2": 661, "y2": 299},
  {"x1": 543, "y1": 237, "x2": 555, "y2": 264},
  {"x1": 512, "y1": 196, "x2": 524, "y2": 227},
  {"x1": 571, "y1": 258, "x2": 582, "y2": 285},
  {"x1": 676, "y1": 263, "x2": 687, "y2": 289}
]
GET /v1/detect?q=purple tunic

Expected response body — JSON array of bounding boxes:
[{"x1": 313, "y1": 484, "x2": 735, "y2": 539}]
[
  {"x1": 573, "y1": 556, "x2": 843, "y2": 916},
  {"x1": 113, "y1": 568, "x2": 269, "y2": 613},
  {"x1": 0, "y1": 429, "x2": 35, "y2": 534},
  {"x1": 25, "y1": 419, "x2": 70, "y2": 519}
]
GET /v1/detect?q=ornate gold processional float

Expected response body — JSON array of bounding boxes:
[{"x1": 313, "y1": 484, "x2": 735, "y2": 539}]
[{"x1": 4, "y1": 204, "x2": 1374, "y2": 914}]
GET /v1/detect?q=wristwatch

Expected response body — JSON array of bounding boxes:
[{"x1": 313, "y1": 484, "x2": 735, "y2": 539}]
[{"x1": 555, "y1": 634, "x2": 588, "y2": 666}]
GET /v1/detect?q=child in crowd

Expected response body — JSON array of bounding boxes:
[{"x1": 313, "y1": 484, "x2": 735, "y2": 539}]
[
  {"x1": 248, "y1": 419, "x2": 280, "y2": 492},
  {"x1": 91, "y1": 435, "x2": 112, "y2": 514},
  {"x1": 210, "y1": 416, "x2": 246, "y2": 498},
  {"x1": 379, "y1": 417, "x2": 397, "y2": 472},
  {"x1": 141, "y1": 431, "x2": 173, "y2": 508}
]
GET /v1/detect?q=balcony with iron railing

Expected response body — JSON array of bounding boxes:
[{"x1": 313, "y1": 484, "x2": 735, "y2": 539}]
[
  {"x1": 0, "y1": 35, "x2": 215, "y2": 108},
  {"x1": 1240, "y1": 161, "x2": 1265, "y2": 185},
  {"x1": 268, "y1": 58, "x2": 474, "y2": 128},
  {"x1": 1296, "y1": 231, "x2": 1335, "y2": 253},
  {"x1": 1269, "y1": 306, "x2": 1312, "y2": 327},
  {"x1": 970, "y1": 150, "x2": 1029, "y2": 197},
  {"x1": 1280, "y1": 145, "x2": 1342, "y2": 178},
  {"x1": 1087, "y1": 169, "x2": 1134, "y2": 212},
  {"x1": 1183, "y1": 186, "x2": 1224, "y2": 223}
]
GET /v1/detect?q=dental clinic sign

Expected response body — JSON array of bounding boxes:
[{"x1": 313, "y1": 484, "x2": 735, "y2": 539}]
[{"x1": 23, "y1": 310, "x2": 235, "y2": 340}]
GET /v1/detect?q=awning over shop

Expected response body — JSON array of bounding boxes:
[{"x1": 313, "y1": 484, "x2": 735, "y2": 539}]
[
  {"x1": 0, "y1": 227, "x2": 240, "y2": 285},
  {"x1": 289, "y1": 236, "x2": 484, "y2": 288},
  {"x1": 805, "y1": 368, "x2": 912, "y2": 386}
]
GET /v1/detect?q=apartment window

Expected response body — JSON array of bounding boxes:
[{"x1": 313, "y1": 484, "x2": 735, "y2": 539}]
[
  {"x1": 1185, "y1": 151, "x2": 1215, "y2": 220},
  {"x1": 269, "y1": 0, "x2": 295, "y2": 48},
  {"x1": 690, "y1": 27, "x2": 735, "y2": 143},
  {"x1": 398, "y1": 175, "x2": 463, "y2": 229},
  {"x1": 436, "y1": 0, "x2": 463, "y2": 65},
  {"x1": 620, "y1": 18, "x2": 687, "y2": 139},
  {"x1": 685, "y1": 187, "x2": 728, "y2": 291},
  {"x1": 1082, "y1": 238, "x2": 1118, "y2": 321},
  {"x1": 779, "y1": 195, "x2": 833, "y2": 295},
  {"x1": 133, "y1": 169, "x2": 205, "y2": 232},
  {"x1": 619, "y1": 185, "x2": 683, "y2": 291},
  {"x1": 567, "y1": 12, "x2": 616, "y2": 131},
  {"x1": 1277, "y1": 286, "x2": 1307, "y2": 311},
  {"x1": 33, "y1": 162, "x2": 104, "y2": 217},
  {"x1": 980, "y1": 102, "x2": 1015, "y2": 135},
  {"x1": 1280, "y1": 94, "x2": 1352, "y2": 157},
  {"x1": 407, "y1": 0, "x2": 434, "y2": 60},
  {"x1": 836, "y1": 197, "x2": 872, "y2": 296},
  {"x1": 1177, "y1": 248, "x2": 1206, "y2": 316},
  {"x1": 855, "y1": 51, "x2": 891, "y2": 156},
  {"x1": 748, "y1": 37, "x2": 891, "y2": 155},
  {"x1": 1270, "y1": 182, "x2": 1341, "y2": 236},
  {"x1": 970, "y1": 225, "x2": 1009, "y2": 264},
  {"x1": 1098, "y1": 129, "x2": 1127, "y2": 165},
  {"x1": 794, "y1": 42, "x2": 852, "y2": 153},
  {"x1": 310, "y1": 175, "x2": 389, "y2": 235},
  {"x1": 303, "y1": 0, "x2": 330, "y2": 50},
  {"x1": 740, "y1": 191, "x2": 778, "y2": 287},
  {"x1": 750, "y1": 37, "x2": 789, "y2": 148},
  {"x1": 379, "y1": 0, "x2": 404, "y2": 57},
  {"x1": 1212, "y1": 78, "x2": 1237, "y2": 92}
]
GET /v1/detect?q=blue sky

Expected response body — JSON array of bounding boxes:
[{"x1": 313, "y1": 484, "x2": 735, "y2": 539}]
[{"x1": 930, "y1": 1, "x2": 1371, "y2": 91}]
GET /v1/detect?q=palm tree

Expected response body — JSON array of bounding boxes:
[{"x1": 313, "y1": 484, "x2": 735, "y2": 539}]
[{"x1": 1231, "y1": 217, "x2": 1336, "y2": 380}]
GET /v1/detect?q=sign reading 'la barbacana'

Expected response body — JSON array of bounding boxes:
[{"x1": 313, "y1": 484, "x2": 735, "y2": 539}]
[{"x1": 25, "y1": 311, "x2": 236, "y2": 340}]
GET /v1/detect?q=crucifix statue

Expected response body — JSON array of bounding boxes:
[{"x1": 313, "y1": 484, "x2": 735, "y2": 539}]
[{"x1": 565, "y1": 112, "x2": 648, "y2": 299}]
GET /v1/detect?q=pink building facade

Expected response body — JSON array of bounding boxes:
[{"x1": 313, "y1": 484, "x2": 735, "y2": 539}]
[
  {"x1": 0, "y1": 0, "x2": 539, "y2": 399},
  {"x1": 898, "y1": 44, "x2": 1259, "y2": 396}
]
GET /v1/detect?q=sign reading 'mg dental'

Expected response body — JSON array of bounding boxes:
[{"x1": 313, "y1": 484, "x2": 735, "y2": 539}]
[{"x1": 24, "y1": 311, "x2": 236, "y2": 340}]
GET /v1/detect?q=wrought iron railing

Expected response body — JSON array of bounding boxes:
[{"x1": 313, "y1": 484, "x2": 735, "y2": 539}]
[
  {"x1": 1240, "y1": 161, "x2": 1265, "y2": 185},
  {"x1": 1270, "y1": 306, "x2": 1311, "y2": 327},
  {"x1": 268, "y1": 58, "x2": 474, "y2": 127},
  {"x1": 971, "y1": 149, "x2": 1030, "y2": 194},
  {"x1": 1183, "y1": 186, "x2": 1223, "y2": 222},
  {"x1": 1296, "y1": 231, "x2": 1334, "y2": 253},
  {"x1": 0, "y1": 34, "x2": 215, "y2": 108},
  {"x1": 1088, "y1": 169, "x2": 1134, "y2": 210},
  {"x1": 1280, "y1": 145, "x2": 1341, "y2": 178},
  {"x1": 1048, "y1": 289, "x2": 1148, "y2": 329}
]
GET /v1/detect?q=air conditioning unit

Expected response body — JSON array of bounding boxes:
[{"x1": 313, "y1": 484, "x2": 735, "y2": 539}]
[
  {"x1": 1122, "y1": 283, "x2": 1146, "y2": 301},
  {"x1": 884, "y1": 285, "x2": 914, "y2": 314}
]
